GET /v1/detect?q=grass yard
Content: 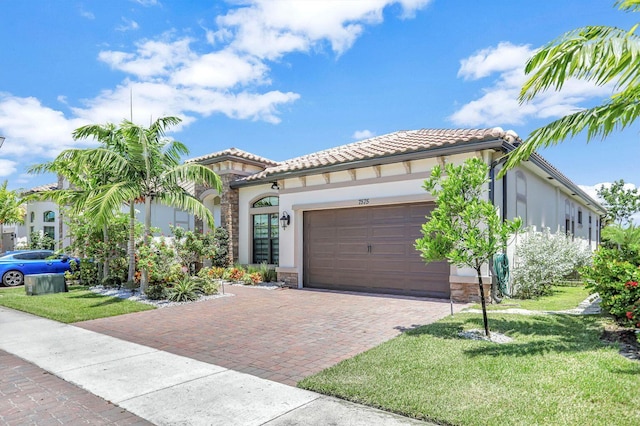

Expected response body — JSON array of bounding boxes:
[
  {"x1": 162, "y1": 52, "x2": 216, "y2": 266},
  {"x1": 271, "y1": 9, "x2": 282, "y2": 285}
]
[
  {"x1": 299, "y1": 313, "x2": 640, "y2": 426},
  {"x1": 0, "y1": 285, "x2": 154, "y2": 323},
  {"x1": 470, "y1": 284, "x2": 591, "y2": 312}
]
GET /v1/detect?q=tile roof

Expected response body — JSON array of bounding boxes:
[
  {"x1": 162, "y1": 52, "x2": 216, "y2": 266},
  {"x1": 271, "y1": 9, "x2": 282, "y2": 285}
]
[
  {"x1": 21, "y1": 182, "x2": 59, "y2": 195},
  {"x1": 243, "y1": 127, "x2": 519, "y2": 181},
  {"x1": 186, "y1": 147, "x2": 279, "y2": 166}
]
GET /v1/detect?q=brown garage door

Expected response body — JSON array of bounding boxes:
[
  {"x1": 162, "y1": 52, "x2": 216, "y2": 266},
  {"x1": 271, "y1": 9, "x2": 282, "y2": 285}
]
[{"x1": 303, "y1": 202, "x2": 450, "y2": 298}]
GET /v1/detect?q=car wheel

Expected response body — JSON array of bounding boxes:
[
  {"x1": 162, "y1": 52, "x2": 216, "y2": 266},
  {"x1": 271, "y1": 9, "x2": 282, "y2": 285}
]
[{"x1": 2, "y1": 271, "x2": 24, "y2": 287}]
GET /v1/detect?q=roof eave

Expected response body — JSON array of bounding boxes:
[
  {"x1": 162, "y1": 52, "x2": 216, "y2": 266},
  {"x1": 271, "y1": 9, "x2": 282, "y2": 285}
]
[
  {"x1": 190, "y1": 154, "x2": 278, "y2": 169},
  {"x1": 230, "y1": 138, "x2": 506, "y2": 189}
]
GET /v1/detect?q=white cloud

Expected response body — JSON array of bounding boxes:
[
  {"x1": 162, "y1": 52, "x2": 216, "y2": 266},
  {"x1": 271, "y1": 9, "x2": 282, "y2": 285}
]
[
  {"x1": 99, "y1": 38, "x2": 194, "y2": 79},
  {"x1": 450, "y1": 42, "x2": 614, "y2": 127},
  {"x1": 116, "y1": 17, "x2": 140, "y2": 32},
  {"x1": 0, "y1": 94, "x2": 91, "y2": 158},
  {"x1": 457, "y1": 42, "x2": 533, "y2": 81},
  {"x1": 217, "y1": 0, "x2": 432, "y2": 59},
  {"x1": 79, "y1": 8, "x2": 95, "y2": 20},
  {"x1": 352, "y1": 129, "x2": 375, "y2": 139},
  {"x1": 0, "y1": 159, "x2": 18, "y2": 177},
  {"x1": 133, "y1": 0, "x2": 160, "y2": 6},
  {"x1": 170, "y1": 50, "x2": 269, "y2": 89}
]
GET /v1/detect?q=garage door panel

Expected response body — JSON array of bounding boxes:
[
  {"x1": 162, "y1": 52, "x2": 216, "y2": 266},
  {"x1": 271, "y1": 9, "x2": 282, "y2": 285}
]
[{"x1": 304, "y1": 203, "x2": 450, "y2": 298}]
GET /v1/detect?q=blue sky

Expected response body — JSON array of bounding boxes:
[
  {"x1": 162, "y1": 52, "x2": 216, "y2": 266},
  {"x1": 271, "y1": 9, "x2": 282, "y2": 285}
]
[{"x1": 1, "y1": 0, "x2": 638, "y2": 201}]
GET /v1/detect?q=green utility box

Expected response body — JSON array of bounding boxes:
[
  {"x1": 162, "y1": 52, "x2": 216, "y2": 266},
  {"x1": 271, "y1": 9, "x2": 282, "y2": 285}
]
[{"x1": 25, "y1": 274, "x2": 68, "y2": 296}]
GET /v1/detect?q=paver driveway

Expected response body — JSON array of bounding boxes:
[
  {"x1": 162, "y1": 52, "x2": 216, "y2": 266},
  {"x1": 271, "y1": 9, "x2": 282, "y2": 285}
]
[{"x1": 75, "y1": 286, "x2": 466, "y2": 386}]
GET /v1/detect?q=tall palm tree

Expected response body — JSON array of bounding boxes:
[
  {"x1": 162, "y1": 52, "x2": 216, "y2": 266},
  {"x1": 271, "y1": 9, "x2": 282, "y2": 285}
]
[
  {"x1": 504, "y1": 0, "x2": 640, "y2": 170},
  {"x1": 0, "y1": 181, "x2": 25, "y2": 253},
  {"x1": 72, "y1": 117, "x2": 222, "y2": 292}
]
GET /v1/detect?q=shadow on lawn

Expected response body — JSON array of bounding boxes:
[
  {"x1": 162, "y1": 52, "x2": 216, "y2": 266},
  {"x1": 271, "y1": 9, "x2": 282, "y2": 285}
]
[
  {"x1": 66, "y1": 291, "x2": 129, "y2": 308},
  {"x1": 401, "y1": 313, "x2": 627, "y2": 359}
]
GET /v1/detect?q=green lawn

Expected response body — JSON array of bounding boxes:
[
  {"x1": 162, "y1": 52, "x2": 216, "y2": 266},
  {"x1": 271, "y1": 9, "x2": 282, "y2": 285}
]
[
  {"x1": 0, "y1": 285, "x2": 155, "y2": 323},
  {"x1": 470, "y1": 285, "x2": 591, "y2": 312},
  {"x1": 299, "y1": 313, "x2": 639, "y2": 426}
]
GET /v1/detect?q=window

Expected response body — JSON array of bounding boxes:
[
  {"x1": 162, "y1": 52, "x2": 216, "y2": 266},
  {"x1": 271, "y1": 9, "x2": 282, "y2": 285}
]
[
  {"x1": 43, "y1": 211, "x2": 55, "y2": 222},
  {"x1": 250, "y1": 195, "x2": 280, "y2": 264},
  {"x1": 43, "y1": 226, "x2": 55, "y2": 240},
  {"x1": 30, "y1": 212, "x2": 35, "y2": 223},
  {"x1": 253, "y1": 196, "x2": 279, "y2": 208},
  {"x1": 252, "y1": 213, "x2": 279, "y2": 264},
  {"x1": 577, "y1": 209, "x2": 583, "y2": 225}
]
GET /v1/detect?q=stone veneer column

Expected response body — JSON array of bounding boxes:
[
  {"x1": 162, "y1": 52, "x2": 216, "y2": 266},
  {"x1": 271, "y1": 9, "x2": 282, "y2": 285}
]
[
  {"x1": 220, "y1": 174, "x2": 240, "y2": 265},
  {"x1": 195, "y1": 173, "x2": 240, "y2": 265}
]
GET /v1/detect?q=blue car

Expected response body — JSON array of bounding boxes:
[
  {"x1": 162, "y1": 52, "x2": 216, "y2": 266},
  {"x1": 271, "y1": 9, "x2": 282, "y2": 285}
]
[{"x1": 0, "y1": 250, "x2": 76, "y2": 287}]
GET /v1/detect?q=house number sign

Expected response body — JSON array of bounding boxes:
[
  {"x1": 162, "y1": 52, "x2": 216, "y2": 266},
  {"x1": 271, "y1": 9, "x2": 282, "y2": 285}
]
[{"x1": 358, "y1": 199, "x2": 370, "y2": 205}]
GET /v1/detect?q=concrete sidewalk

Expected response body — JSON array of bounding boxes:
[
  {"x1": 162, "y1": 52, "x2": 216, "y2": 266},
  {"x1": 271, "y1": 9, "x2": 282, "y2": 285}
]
[{"x1": 0, "y1": 307, "x2": 430, "y2": 425}]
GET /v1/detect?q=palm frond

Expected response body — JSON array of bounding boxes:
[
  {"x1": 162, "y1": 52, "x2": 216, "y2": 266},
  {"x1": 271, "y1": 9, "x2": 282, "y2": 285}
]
[
  {"x1": 521, "y1": 24, "x2": 640, "y2": 102},
  {"x1": 504, "y1": 85, "x2": 640, "y2": 172}
]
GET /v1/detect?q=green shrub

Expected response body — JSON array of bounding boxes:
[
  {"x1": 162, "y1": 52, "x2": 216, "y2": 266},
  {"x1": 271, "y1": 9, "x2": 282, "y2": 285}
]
[
  {"x1": 167, "y1": 278, "x2": 200, "y2": 302},
  {"x1": 512, "y1": 228, "x2": 592, "y2": 298},
  {"x1": 66, "y1": 258, "x2": 100, "y2": 286},
  {"x1": 201, "y1": 279, "x2": 219, "y2": 295},
  {"x1": 258, "y1": 262, "x2": 277, "y2": 282},
  {"x1": 582, "y1": 247, "x2": 640, "y2": 327},
  {"x1": 224, "y1": 266, "x2": 245, "y2": 282},
  {"x1": 195, "y1": 269, "x2": 221, "y2": 295},
  {"x1": 145, "y1": 282, "x2": 167, "y2": 300},
  {"x1": 101, "y1": 275, "x2": 123, "y2": 288},
  {"x1": 210, "y1": 228, "x2": 230, "y2": 267},
  {"x1": 198, "y1": 266, "x2": 225, "y2": 279}
]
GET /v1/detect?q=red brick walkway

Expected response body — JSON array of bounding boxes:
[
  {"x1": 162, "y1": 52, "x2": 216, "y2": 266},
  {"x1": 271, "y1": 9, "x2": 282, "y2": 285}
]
[
  {"x1": 76, "y1": 286, "x2": 464, "y2": 386},
  {"x1": 0, "y1": 350, "x2": 152, "y2": 426}
]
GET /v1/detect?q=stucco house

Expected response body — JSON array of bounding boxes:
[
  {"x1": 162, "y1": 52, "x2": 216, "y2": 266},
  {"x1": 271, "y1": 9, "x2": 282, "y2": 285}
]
[
  {"x1": 22, "y1": 127, "x2": 604, "y2": 302},
  {"x1": 188, "y1": 127, "x2": 605, "y2": 302}
]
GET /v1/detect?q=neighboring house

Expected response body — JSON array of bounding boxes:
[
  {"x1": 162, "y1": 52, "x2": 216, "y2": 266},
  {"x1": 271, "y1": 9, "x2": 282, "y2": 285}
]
[
  {"x1": 22, "y1": 180, "x2": 194, "y2": 251},
  {"x1": 188, "y1": 128, "x2": 605, "y2": 302}
]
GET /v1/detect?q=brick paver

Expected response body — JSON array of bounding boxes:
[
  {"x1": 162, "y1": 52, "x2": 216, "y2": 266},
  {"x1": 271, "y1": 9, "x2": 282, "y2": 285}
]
[
  {"x1": 0, "y1": 350, "x2": 152, "y2": 426},
  {"x1": 75, "y1": 287, "x2": 465, "y2": 386}
]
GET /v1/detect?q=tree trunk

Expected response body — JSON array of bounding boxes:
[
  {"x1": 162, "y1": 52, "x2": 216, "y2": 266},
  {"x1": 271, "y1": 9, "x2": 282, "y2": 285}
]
[
  {"x1": 102, "y1": 224, "x2": 110, "y2": 281},
  {"x1": 127, "y1": 202, "x2": 136, "y2": 283},
  {"x1": 477, "y1": 267, "x2": 490, "y2": 337},
  {"x1": 140, "y1": 196, "x2": 152, "y2": 294}
]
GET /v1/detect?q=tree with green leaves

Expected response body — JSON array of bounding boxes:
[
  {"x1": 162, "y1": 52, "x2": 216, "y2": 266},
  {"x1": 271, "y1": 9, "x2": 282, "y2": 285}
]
[
  {"x1": 597, "y1": 179, "x2": 640, "y2": 226},
  {"x1": 505, "y1": 0, "x2": 640, "y2": 171},
  {"x1": 415, "y1": 158, "x2": 521, "y2": 337},
  {"x1": 70, "y1": 117, "x2": 222, "y2": 293},
  {"x1": 0, "y1": 181, "x2": 25, "y2": 253},
  {"x1": 29, "y1": 146, "x2": 123, "y2": 280}
]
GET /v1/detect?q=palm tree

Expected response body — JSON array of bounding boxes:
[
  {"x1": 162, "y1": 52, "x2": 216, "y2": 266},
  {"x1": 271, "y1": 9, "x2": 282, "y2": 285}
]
[
  {"x1": 504, "y1": 0, "x2": 640, "y2": 170},
  {"x1": 0, "y1": 181, "x2": 25, "y2": 253},
  {"x1": 72, "y1": 117, "x2": 222, "y2": 292},
  {"x1": 29, "y1": 150, "x2": 121, "y2": 279}
]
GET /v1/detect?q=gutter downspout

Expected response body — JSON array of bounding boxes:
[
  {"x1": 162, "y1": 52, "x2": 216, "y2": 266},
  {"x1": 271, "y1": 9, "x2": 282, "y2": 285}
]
[{"x1": 489, "y1": 152, "x2": 509, "y2": 304}]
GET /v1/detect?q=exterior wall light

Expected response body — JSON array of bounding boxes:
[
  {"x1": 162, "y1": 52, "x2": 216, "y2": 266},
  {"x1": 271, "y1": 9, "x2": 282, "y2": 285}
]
[
  {"x1": 280, "y1": 211, "x2": 291, "y2": 229},
  {"x1": 271, "y1": 181, "x2": 279, "y2": 190}
]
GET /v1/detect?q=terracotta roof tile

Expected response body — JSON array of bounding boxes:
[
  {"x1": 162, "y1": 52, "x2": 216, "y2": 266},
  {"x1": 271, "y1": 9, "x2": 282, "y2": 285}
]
[
  {"x1": 186, "y1": 147, "x2": 279, "y2": 166},
  {"x1": 21, "y1": 182, "x2": 59, "y2": 195},
  {"x1": 243, "y1": 127, "x2": 518, "y2": 181}
]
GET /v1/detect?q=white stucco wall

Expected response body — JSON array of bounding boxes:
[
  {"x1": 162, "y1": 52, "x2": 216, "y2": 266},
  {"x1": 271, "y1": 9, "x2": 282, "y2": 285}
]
[{"x1": 130, "y1": 202, "x2": 195, "y2": 236}]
